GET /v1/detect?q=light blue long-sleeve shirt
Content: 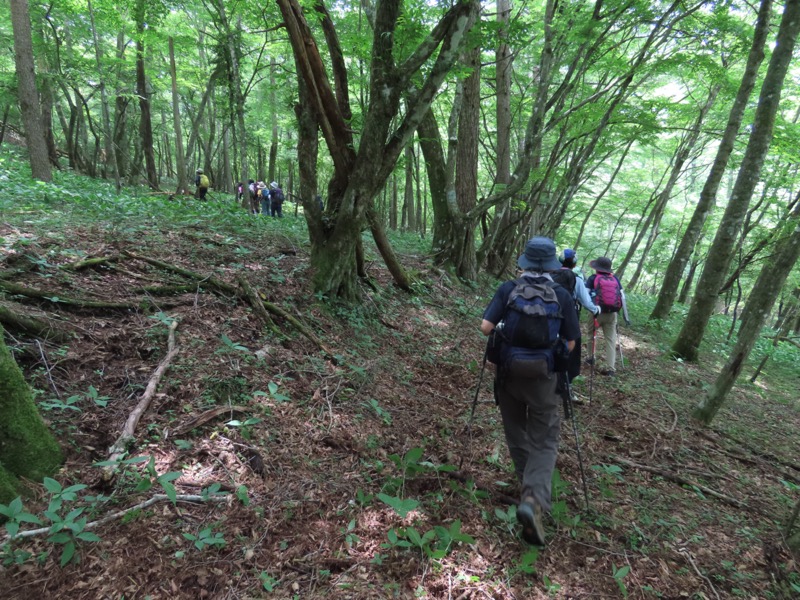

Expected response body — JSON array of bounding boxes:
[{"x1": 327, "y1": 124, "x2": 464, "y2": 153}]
[{"x1": 576, "y1": 274, "x2": 600, "y2": 314}]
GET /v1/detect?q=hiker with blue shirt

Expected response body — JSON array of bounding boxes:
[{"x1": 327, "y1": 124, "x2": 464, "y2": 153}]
[
  {"x1": 480, "y1": 236, "x2": 580, "y2": 546},
  {"x1": 551, "y1": 248, "x2": 600, "y2": 389}
]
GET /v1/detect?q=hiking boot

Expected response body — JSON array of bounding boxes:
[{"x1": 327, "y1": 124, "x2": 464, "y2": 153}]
[
  {"x1": 584, "y1": 357, "x2": 595, "y2": 366},
  {"x1": 601, "y1": 368, "x2": 616, "y2": 377},
  {"x1": 517, "y1": 497, "x2": 545, "y2": 546},
  {"x1": 570, "y1": 389, "x2": 585, "y2": 405}
]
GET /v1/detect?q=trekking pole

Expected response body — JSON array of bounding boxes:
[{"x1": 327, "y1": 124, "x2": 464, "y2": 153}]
[
  {"x1": 561, "y1": 372, "x2": 590, "y2": 511},
  {"x1": 588, "y1": 318, "x2": 597, "y2": 404},
  {"x1": 459, "y1": 346, "x2": 488, "y2": 471},
  {"x1": 616, "y1": 321, "x2": 625, "y2": 369}
]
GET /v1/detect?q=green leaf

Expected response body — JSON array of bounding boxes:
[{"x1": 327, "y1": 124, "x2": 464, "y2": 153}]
[
  {"x1": 5, "y1": 522, "x2": 20, "y2": 538},
  {"x1": 404, "y1": 447, "x2": 423, "y2": 465},
  {"x1": 9, "y1": 497, "x2": 23, "y2": 515},
  {"x1": 48, "y1": 532, "x2": 72, "y2": 544},
  {"x1": 76, "y1": 531, "x2": 101, "y2": 542},
  {"x1": 406, "y1": 527, "x2": 422, "y2": 546},
  {"x1": 614, "y1": 565, "x2": 631, "y2": 579},
  {"x1": 60, "y1": 541, "x2": 76, "y2": 566},
  {"x1": 376, "y1": 493, "x2": 419, "y2": 518},
  {"x1": 43, "y1": 478, "x2": 62, "y2": 494},
  {"x1": 161, "y1": 481, "x2": 177, "y2": 505}
]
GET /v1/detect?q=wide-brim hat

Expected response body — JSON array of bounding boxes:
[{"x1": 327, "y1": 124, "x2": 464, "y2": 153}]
[
  {"x1": 590, "y1": 256, "x2": 613, "y2": 273},
  {"x1": 517, "y1": 237, "x2": 562, "y2": 272},
  {"x1": 257, "y1": 182, "x2": 266, "y2": 189},
  {"x1": 270, "y1": 181, "x2": 279, "y2": 189}
]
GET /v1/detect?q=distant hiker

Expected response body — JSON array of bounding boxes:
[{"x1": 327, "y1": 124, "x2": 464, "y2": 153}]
[
  {"x1": 480, "y1": 236, "x2": 580, "y2": 546},
  {"x1": 195, "y1": 169, "x2": 209, "y2": 200},
  {"x1": 236, "y1": 182, "x2": 244, "y2": 202},
  {"x1": 316, "y1": 194, "x2": 324, "y2": 212},
  {"x1": 585, "y1": 256, "x2": 630, "y2": 376},
  {"x1": 269, "y1": 181, "x2": 284, "y2": 218},
  {"x1": 257, "y1": 182, "x2": 269, "y2": 215},
  {"x1": 248, "y1": 180, "x2": 258, "y2": 215},
  {"x1": 551, "y1": 248, "x2": 600, "y2": 386}
]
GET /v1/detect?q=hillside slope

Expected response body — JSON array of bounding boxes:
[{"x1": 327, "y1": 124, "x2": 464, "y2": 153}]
[{"x1": 0, "y1": 170, "x2": 798, "y2": 598}]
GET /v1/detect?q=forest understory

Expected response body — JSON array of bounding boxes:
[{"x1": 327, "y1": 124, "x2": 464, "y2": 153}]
[{"x1": 0, "y1": 200, "x2": 798, "y2": 600}]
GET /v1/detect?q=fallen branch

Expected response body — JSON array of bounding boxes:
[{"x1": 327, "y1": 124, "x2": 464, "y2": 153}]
[
  {"x1": 104, "y1": 320, "x2": 180, "y2": 479},
  {"x1": 611, "y1": 455, "x2": 745, "y2": 509},
  {"x1": 2, "y1": 494, "x2": 226, "y2": 543}
]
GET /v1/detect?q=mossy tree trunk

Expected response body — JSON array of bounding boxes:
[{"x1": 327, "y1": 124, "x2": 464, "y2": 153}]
[{"x1": 0, "y1": 325, "x2": 63, "y2": 503}]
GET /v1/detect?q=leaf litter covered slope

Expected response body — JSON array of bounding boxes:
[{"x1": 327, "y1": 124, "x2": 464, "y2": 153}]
[{"x1": 0, "y1": 212, "x2": 798, "y2": 599}]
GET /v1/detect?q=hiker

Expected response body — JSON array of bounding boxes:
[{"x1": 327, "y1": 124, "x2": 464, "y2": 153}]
[
  {"x1": 258, "y1": 182, "x2": 269, "y2": 215},
  {"x1": 269, "y1": 181, "x2": 285, "y2": 218},
  {"x1": 195, "y1": 169, "x2": 209, "y2": 200},
  {"x1": 585, "y1": 256, "x2": 630, "y2": 376},
  {"x1": 236, "y1": 182, "x2": 244, "y2": 202},
  {"x1": 247, "y1": 180, "x2": 259, "y2": 214},
  {"x1": 480, "y1": 236, "x2": 580, "y2": 546},
  {"x1": 551, "y1": 248, "x2": 600, "y2": 387},
  {"x1": 316, "y1": 194, "x2": 324, "y2": 212}
]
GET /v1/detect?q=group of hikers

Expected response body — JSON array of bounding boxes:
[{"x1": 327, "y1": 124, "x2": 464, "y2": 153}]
[
  {"x1": 194, "y1": 169, "x2": 287, "y2": 218},
  {"x1": 480, "y1": 236, "x2": 629, "y2": 546},
  {"x1": 238, "y1": 180, "x2": 286, "y2": 217}
]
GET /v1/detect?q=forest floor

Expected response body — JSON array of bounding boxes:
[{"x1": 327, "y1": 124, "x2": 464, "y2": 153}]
[{"x1": 0, "y1": 186, "x2": 799, "y2": 599}]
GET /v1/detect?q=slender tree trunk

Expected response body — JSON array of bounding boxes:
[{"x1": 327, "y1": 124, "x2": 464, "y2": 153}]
[
  {"x1": 9, "y1": 0, "x2": 51, "y2": 181},
  {"x1": 169, "y1": 37, "x2": 189, "y2": 194},
  {"x1": 694, "y1": 211, "x2": 800, "y2": 423},
  {"x1": 651, "y1": 0, "x2": 773, "y2": 321},
  {"x1": 269, "y1": 58, "x2": 278, "y2": 183},
  {"x1": 672, "y1": 0, "x2": 800, "y2": 361},
  {"x1": 135, "y1": 0, "x2": 158, "y2": 189},
  {"x1": 404, "y1": 145, "x2": 415, "y2": 231}
]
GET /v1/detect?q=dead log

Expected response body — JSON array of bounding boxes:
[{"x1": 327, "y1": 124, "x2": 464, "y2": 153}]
[{"x1": 104, "y1": 319, "x2": 180, "y2": 480}]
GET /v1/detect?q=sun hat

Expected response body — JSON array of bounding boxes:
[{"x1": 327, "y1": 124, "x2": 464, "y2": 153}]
[
  {"x1": 196, "y1": 169, "x2": 203, "y2": 174},
  {"x1": 270, "y1": 181, "x2": 279, "y2": 189},
  {"x1": 559, "y1": 248, "x2": 576, "y2": 264},
  {"x1": 589, "y1": 256, "x2": 613, "y2": 273},
  {"x1": 517, "y1": 237, "x2": 562, "y2": 272},
  {"x1": 257, "y1": 181, "x2": 266, "y2": 189}
]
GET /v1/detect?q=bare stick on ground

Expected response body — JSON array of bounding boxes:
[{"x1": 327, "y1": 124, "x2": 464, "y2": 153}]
[
  {"x1": 1, "y1": 494, "x2": 226, "y2": 543},
  {"x1": 104, "y1": 319, "x2": 180, "y2": 479}
]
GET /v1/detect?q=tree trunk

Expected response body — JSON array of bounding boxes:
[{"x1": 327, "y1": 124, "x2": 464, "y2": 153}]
[
  {"x1": 169, "y1": 37, "x2": 189, "y2": 194},
  {"x1": 269, "y1": 58, "x2": 278, "y2": 183},
  {"x1": 135, "y1": 0, "x2": 158, "y2": 189},
  {"x1": 277, "y1": 0, "x2": 475, "y2": 298},
  {"x1": 0, "y1": 325, "x2": 63, "y2": 502},
  {"x1": 694, "y1": 212, "x2": 800, "y2": 424},
  {"x1": 672, "y1": 0, "x2": 800, "y2": 362},
  {"x1": 9, "y1": 0, "x2": 52, "y2": 181},
  {"x1": 451, "y1": 23, "x2": 481, "y2": 280},
  {"x1": 651, "y1": 0, "x2": 773, "y2": 321},
  {"x1": 404, "y1": 145, "x2": 415, "y2": 231}
]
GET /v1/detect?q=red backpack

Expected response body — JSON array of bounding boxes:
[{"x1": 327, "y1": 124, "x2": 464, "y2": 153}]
[{"x1": 593, "y1": 273, "x2": 622, "y2": 313}]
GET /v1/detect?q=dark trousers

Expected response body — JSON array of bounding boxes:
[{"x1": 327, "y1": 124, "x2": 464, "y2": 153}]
[
  {"x1": 270, "y1": 202, "x2": 283, "y2": 217},
  {"x1": 568, "y1": 336, "x2": 582, "y2": 382}
]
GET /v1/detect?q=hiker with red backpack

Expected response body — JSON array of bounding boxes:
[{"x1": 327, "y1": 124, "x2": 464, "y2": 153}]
[
  {"x1": 585, "y1": 256, "x2": 630, "y2": 376},
  {"x1": 480, "y1": 237, "x2": 580, "y2": 546}
]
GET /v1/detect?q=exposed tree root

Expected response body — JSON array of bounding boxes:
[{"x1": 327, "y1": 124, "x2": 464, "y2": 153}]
[
  {"x1": 0, "y1": 303, "x2": 71, "y2": 342},
  {"x1": 61, "y1": 255, "x2": 119, "y2": 271},
  {"x1": 104, "y1": 320, "x2": 180, "y2": 480},
  {"x1": 0, "y1": 280, "x2": 147, "y2": 311},
  {"x1": 611, "y1": 455, "x2": 745, "y2": 509},
  {"x1": 170, "y1": 405, "x2": 250, "y2": 437},
  {"x1": 235, "y1": 275, "x2": 282, "y2": 337},
  {"x1": 1, "y1": 493, "x2": 226, "y2": 543}
]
